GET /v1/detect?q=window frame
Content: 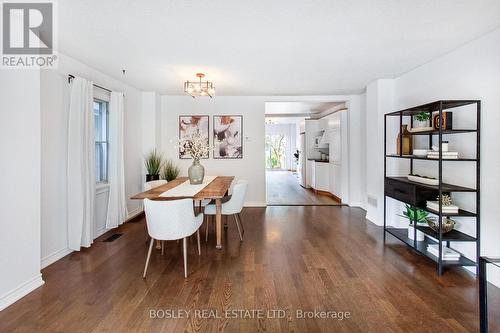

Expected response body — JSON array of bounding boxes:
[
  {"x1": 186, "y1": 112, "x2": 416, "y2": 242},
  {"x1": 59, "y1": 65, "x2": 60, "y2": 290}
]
[{"x1": 93, "y1": 89, "x2": 110, "y2": 185}]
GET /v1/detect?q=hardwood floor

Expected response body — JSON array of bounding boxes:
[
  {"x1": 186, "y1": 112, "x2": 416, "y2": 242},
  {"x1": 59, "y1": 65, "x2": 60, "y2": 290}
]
[
  {"x1": 266, "y1": 170, "x2": 341, "y2": 205},
  {"x1": 1, "y1": 206, "x2": 499, "y2": 332}
]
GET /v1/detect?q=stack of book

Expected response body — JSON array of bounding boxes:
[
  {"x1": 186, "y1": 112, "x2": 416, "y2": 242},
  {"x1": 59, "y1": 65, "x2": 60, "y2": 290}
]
[
  {"x1": 426, "y1": 201, "x2": 459, "y2": 214},
  {"x1": 427, "y1": 244, "x2": 460, "y2": 261},
  {"x1": 427, "y1": 151, "x2": 459, "y2": 159}
]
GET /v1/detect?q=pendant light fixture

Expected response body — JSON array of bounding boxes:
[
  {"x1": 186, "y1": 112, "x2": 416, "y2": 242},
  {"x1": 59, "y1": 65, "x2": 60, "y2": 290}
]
[{"x1": 184, "y1": 73, "x2": 215, "y2": 98}]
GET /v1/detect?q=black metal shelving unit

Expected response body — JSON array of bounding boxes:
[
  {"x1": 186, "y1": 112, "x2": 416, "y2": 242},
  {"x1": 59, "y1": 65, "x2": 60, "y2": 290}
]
[{"x1": 383, "y1": 100, "x2": 480, "y2": 275}]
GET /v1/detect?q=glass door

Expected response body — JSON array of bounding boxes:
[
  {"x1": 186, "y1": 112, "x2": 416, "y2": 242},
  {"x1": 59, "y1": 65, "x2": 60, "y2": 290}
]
[{"x1": 265, "y1": 134, "x2": 287, "y2": 169}]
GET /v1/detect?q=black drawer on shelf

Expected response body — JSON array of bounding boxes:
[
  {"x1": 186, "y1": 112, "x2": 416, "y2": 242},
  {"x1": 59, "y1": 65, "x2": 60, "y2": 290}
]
[
  {"x1": 384, "y1": 177, "x2": 436, "y2": 206},
  {"x1": 385, "y1": 178, "x2": 415, "y2": 204}
]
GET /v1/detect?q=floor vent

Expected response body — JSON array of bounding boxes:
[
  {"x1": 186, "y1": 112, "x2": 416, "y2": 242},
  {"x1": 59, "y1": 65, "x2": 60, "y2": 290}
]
[{"x1": 103, "y1": 233, "x2": 123, "y2": 242}]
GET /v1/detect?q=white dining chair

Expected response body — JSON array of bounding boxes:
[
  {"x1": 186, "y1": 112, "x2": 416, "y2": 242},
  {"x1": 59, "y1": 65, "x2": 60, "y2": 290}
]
[
  {"x1": 143, "y1": 198, "x2": 203, "y2": 278},
  {"x1": 143, "y1": 180, "x2": 169, "y2": 248},
  {"x1": 204, "y1": 180, "x2": 248, "y2": 242}
]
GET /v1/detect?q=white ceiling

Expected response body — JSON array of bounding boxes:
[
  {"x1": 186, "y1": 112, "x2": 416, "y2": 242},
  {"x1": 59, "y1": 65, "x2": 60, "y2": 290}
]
[
  {"x1": 265, "y1": 102, "x2": 343, "y2": 115},
  {"x1": 265, "y1": 117, "x2": 305, "y2": 125},
  {"x1": 58, "y1": 0, "x2": 500, "y2": 95}
]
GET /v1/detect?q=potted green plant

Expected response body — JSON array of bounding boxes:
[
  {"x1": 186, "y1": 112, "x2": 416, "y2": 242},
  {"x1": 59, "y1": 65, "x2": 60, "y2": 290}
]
[
  {"x1": 414, "y1": 111, "x2": 431, "y2": 129},
  {"x1": 399, "y1": 204, "x2": 428, "y2": 241},
  {"x1": 161, "y1": 159, "x2": 180, "y2": 182},
  {"x1": 144, "y1": 149, "x2": 163, "y2": 182}
]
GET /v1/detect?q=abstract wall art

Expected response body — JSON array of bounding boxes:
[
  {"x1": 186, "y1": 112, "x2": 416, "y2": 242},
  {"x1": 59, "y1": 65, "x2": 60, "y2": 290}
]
[{"x1": 213, "y1": 115, "x2": 243, "y2": 159}]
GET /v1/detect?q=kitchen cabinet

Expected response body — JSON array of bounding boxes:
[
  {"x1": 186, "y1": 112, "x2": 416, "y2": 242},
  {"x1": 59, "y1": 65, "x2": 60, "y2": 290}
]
[
  {"x1": 330, "y1": 164, "x2": 341, "y2": 198},
  {"x1": 328, "y1": 128, "x2": 341, "y2": 164},
  {"x1": 328, "y1": 163, "x2": 341, "y2": 198},
  {"x1": 306, "y1": 160, "x2": 313, "y2": 188},
  {"x1": 310, "y1": 161, "x2": 329, "y2": 192},
  {"x1": 314, "y1": 162, "x2": 329, "y2": 191},
  {"x1": 328, "y1": 164, "x2": 335, "y2": 194}
]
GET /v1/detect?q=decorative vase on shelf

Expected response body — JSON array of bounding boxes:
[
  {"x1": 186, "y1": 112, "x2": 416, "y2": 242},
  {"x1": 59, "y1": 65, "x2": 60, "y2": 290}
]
[
  {"x1": 414, "y1": 119, "x2": 429, "y2": 128},
  {"x1": 396, "y1": 125, "x2": 413, "y2": 155},
  {"x1": 408, "y1": 224, "x2": 425, "y2": 241},
  {"x1": 188, "y1": 159, "x2": 205, "y2": 185}
]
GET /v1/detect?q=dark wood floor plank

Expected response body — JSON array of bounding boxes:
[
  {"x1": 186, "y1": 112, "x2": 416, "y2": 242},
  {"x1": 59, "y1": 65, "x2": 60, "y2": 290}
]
[{"x1": 1, "y1": 206, "x2": 499, "y2": 332}]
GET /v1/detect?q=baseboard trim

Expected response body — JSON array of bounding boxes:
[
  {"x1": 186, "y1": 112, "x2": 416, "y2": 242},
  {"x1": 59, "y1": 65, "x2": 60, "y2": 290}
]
[
  {"x1": 125, "y1": 207, "x2": 143, "y2": 222},
  {"x1": 0, "y1": 274, "x2": 44, "y2": 311},
  {"x1": 244, "y1": 201, "x2": 267, "y2": 207},
  {"x1": 41, "y1": 247, "x2": 73, "y2": 269},
  {"x1": 365, "y1": 213, "x2": 383, "y2": 226},
  {"x1": 40, "y1": 208, "x2": 145, "y2": 271},
  {"x1": 312, "y1": 189, "x2": 342, "y2": 203},
  {"x1": 94, "y1": 227, "x2": 109, "y2": 239}
]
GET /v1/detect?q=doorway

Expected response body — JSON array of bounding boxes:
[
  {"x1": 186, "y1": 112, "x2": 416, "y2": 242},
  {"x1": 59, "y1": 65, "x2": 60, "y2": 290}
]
[{"x1": 264, "y1": 101, "x2": 346, "y2": 206}]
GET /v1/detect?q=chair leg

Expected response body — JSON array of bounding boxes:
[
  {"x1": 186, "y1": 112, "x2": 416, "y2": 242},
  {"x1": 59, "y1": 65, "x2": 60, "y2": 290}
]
[
  {"x1": 233, "y1": 214, "x2": 243, "y2": 241},
  {"x1": 161, "y1": 241, "x2": 164, "y2": 255},
  {"x1": 197, "y1": 229, "x2": 201, "y2": 255},
  {"x1": 237, "y1": 213, "x2": 245, "y2": 235},
  {"x1": 143, "y1": 238, "x2": 154, "y2": 278},
  {"x1": 183, "y1": 237, "x2": 188, "y2": 278},
  {"x1": 205, "y1": 217, "x2": 210, "y2": 242}
]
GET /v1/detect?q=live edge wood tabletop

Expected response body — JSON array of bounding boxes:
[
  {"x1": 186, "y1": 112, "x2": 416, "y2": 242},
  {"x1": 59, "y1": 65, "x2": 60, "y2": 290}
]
[{"x1": 131, "y1": 176, "x2": 235, "y2": 249}]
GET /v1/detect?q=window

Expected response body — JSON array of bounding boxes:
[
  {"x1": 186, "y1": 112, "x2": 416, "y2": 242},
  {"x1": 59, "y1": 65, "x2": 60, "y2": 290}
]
[
  {"x1": 265, "y1": 134, "x2": 287, "y2": 169},
  {"x1": 94, "y1": 99, "x2": 109, "y2": 183}
]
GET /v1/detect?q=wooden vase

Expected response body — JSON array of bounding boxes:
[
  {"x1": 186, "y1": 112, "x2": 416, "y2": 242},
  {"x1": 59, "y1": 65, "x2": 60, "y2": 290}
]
[{"x1": 396, "y1": 125, "x2": 412, "y2": 155}]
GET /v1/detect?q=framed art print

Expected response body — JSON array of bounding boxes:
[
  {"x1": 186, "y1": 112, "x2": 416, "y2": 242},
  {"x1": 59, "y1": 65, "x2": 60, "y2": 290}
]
[
  {"x1": 179, "y1": 115, "x2": 209, "y2": 159},
  {"x1": 213, "y1": 115, "x2": 243, "y2": 159}
]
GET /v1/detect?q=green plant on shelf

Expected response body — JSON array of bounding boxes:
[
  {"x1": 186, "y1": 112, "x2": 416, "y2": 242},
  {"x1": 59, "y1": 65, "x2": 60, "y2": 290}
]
[
  {"x1": 398, "y1": 204, "x2": 429, "y2": 226},
  {"x1": 414, "y1": 111, "x2": 430, "y2": 122}
]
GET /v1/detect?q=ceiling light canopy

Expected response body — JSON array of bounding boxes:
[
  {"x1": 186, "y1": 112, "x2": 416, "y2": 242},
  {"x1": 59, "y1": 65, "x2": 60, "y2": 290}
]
[{"x1": 184, "y1": 73, "x2": 215, "y2": 98}]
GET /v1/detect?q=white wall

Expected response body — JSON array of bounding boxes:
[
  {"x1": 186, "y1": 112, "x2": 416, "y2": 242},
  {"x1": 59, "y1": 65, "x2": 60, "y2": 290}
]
[
  {"x1": 160, "y1": 95, "x2": 365, "y2": 207},
  {"x1": 0, "y1": 70, "x2": 44, "y2": 310},
  {"x1": 365, "y1": 79, "x2": 395, "y2": 225},
  {"x1": 40, "y1": 53, "x2": 144, "y2": 268},
  {"x1": 362, "y1": 28, "x2": 500, "y2": 285},
  {"x1": 358, "y1": 92, "x2": 367, "y2": 209},
  {"x1": 141, "y1": 92, "x2": 162, "y2": 155},
  {"x1": 161, "y1": 96, "x2": 267, "y2": 206},
  {"x1": 345, "y1": 96, "x2": 363, "y2": 206}
]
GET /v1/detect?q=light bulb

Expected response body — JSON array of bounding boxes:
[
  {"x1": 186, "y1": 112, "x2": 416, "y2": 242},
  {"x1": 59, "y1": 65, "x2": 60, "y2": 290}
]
[
  {"x1": 200, "y1": 90, "x2": 207, "y2": 96},
  {"x1": 187, "y1": 85, "x2": 194, "y2": 93},
  {"x1": 194, "y1": 85, "x2": 201, "y2": 92},
  {"x1": 208, "y1": 87, "x2": 215, "y2": 95}
]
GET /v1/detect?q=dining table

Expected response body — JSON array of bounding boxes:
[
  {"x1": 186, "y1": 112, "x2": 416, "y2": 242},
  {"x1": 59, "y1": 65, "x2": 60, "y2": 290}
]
[{"x1": 130, "y1": 176, "x2": 234, "y2": 249}]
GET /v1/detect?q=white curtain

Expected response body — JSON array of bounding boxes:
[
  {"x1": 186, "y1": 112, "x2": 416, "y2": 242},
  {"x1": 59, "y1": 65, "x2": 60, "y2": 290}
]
[
  {"x1": 106, "y1": 92, "x2": 128, "y2": 228},
  {"x1": 67, "y1": 77, "x2": 95, "y2": 251}
]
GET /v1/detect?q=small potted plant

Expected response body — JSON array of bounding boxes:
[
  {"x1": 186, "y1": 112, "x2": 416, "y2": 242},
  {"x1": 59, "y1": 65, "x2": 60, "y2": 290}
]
[
  {"x1": 399, "y1": 204, "x2": 428, "y2": 241},
  {"x1": 413, "y1": 111, "x2": 431, "y2": 129},
  {"x1": 144, "y1": 149, "x2": 163, "y2": 182},
  {"x1": 179, "y1": 130, "x2": 214, "y2": 184},
  {"x1": 161, "y1": 159, "x2": 180, "y2": 182}
]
